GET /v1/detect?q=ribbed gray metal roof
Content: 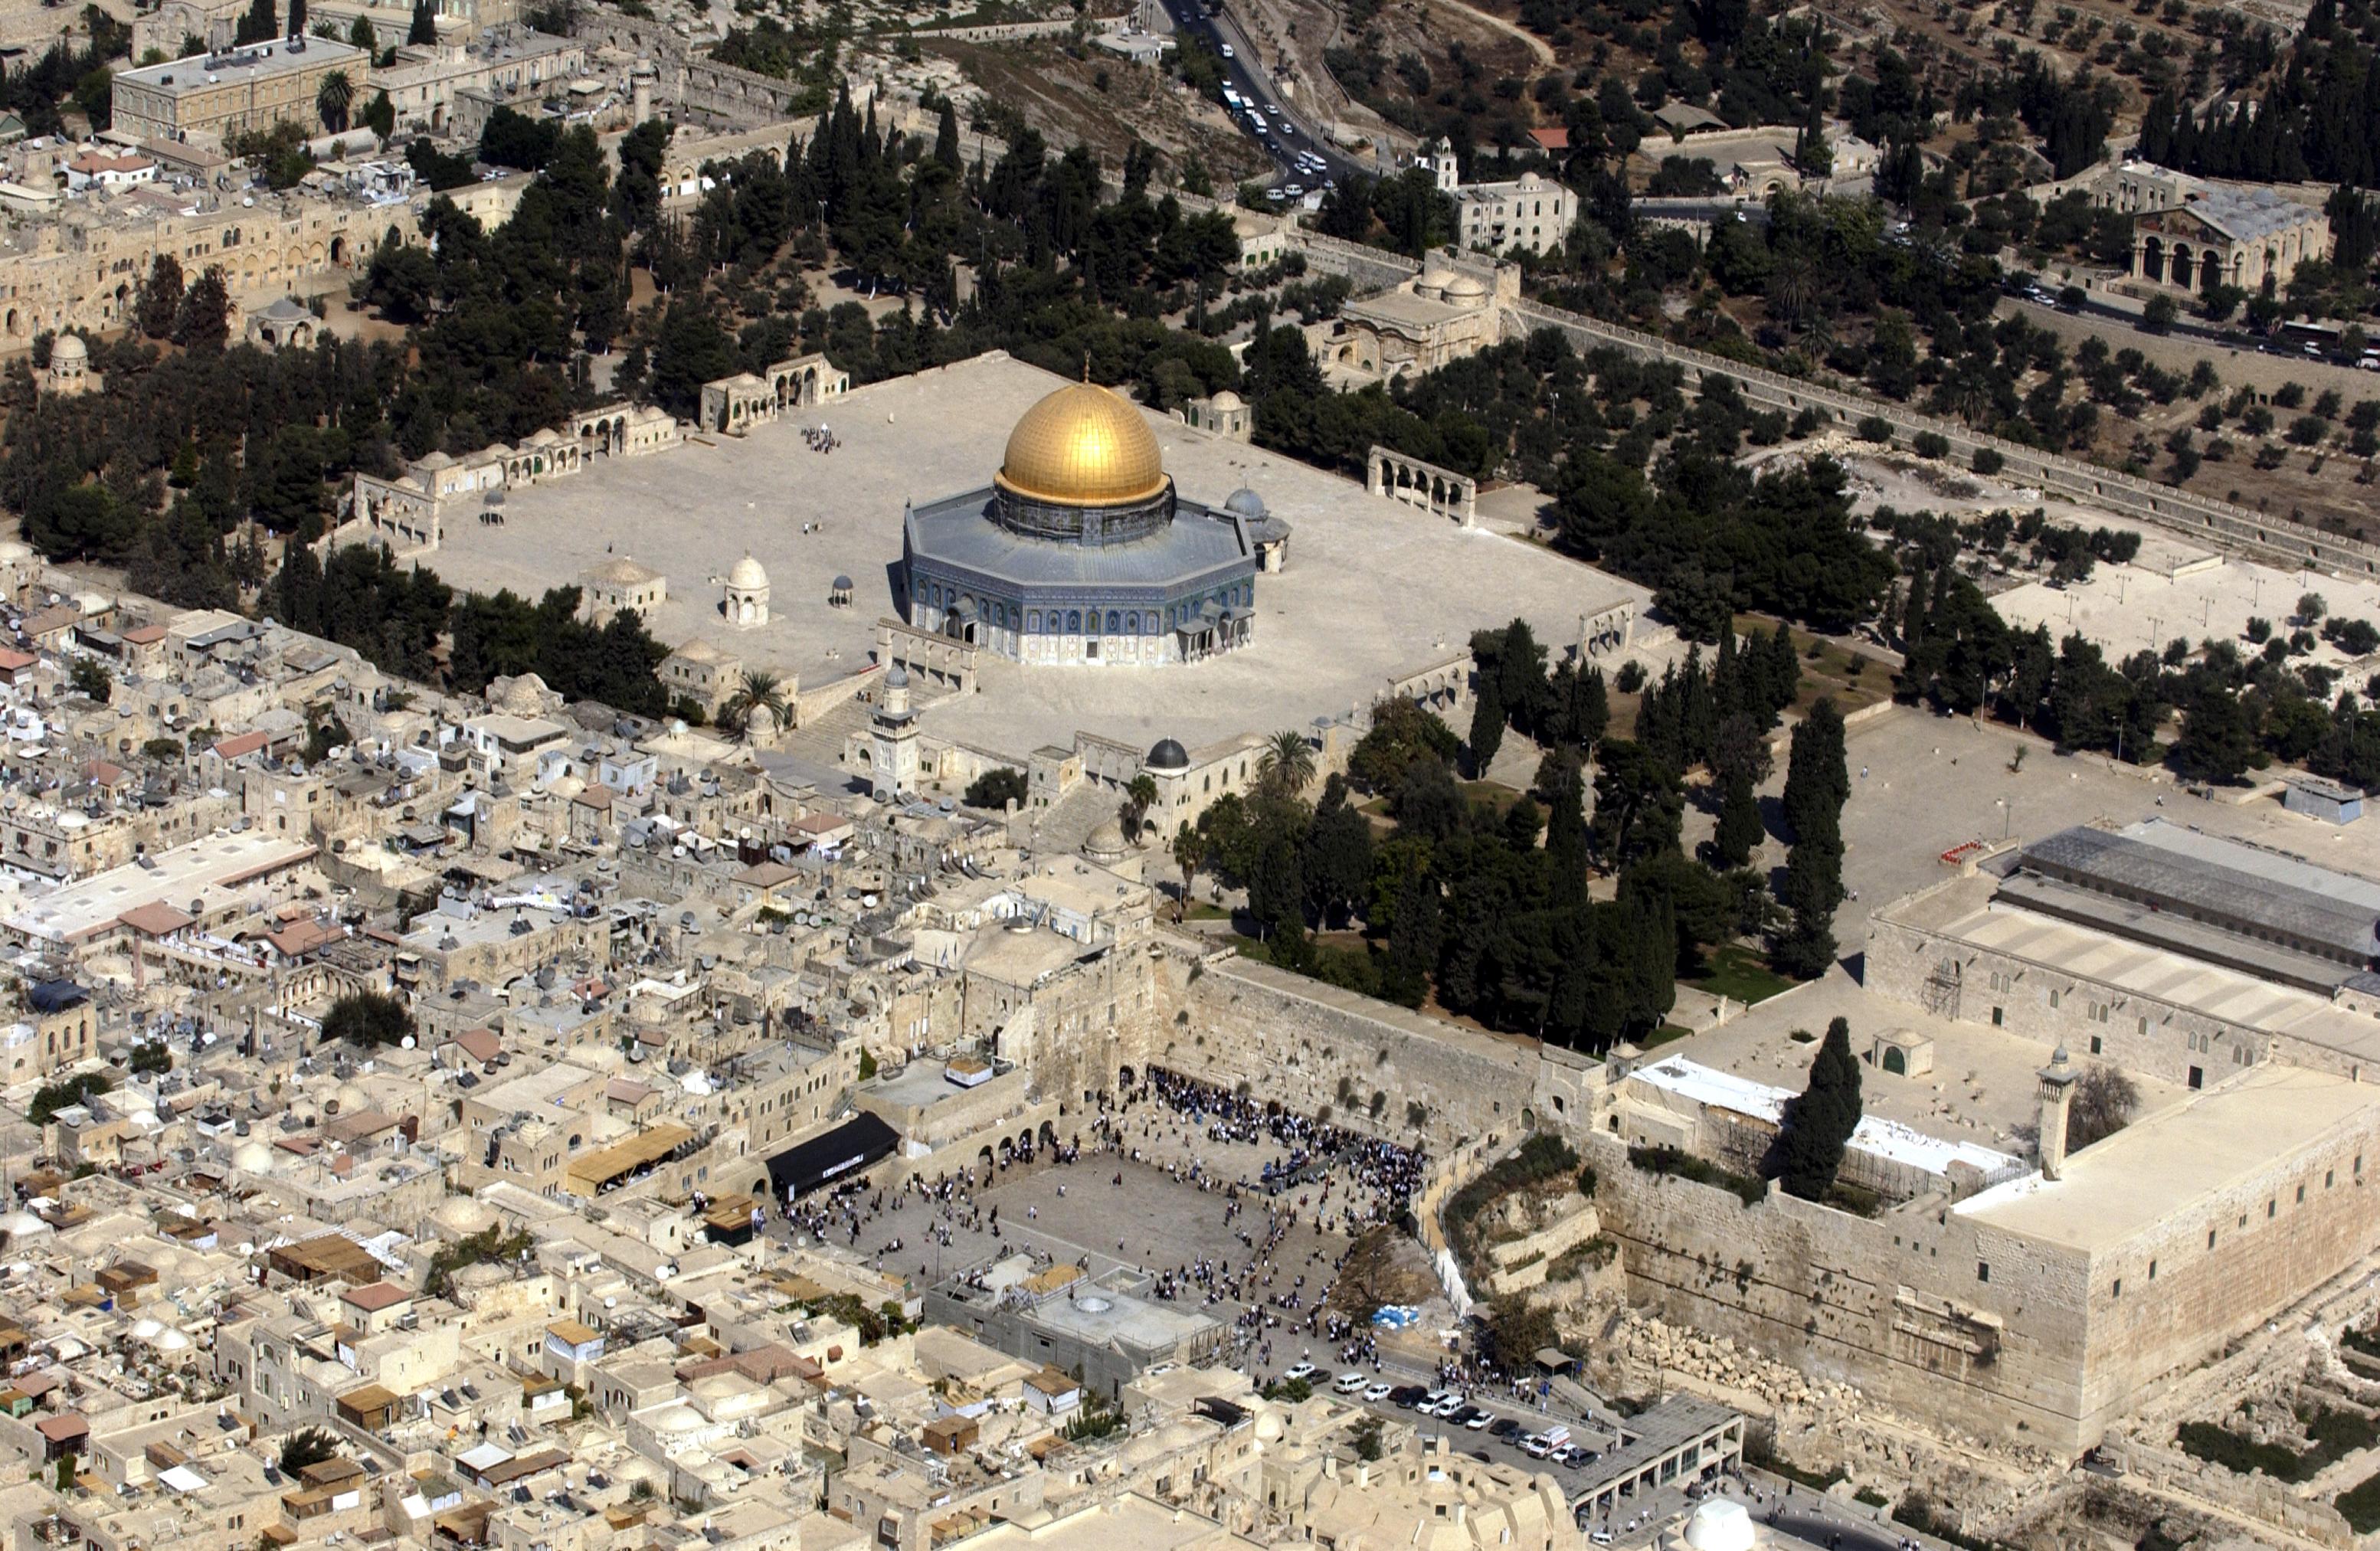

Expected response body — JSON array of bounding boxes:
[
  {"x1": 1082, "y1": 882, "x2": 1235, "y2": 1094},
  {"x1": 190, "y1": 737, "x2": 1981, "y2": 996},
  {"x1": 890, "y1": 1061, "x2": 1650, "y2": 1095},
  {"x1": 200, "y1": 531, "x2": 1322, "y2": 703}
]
[
  {"x1": 2018, "y1": 820, "x2": 2380, "y2": 960},
  {"x1": 907, "y1": 488, "x2": 1252, "y2": 589}
]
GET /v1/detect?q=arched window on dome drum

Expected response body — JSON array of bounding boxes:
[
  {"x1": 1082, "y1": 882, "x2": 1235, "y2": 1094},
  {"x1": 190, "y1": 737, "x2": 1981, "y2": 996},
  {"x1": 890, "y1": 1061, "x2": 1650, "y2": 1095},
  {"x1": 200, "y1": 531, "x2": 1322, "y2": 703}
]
[
  {"x1": 1106, "y1": 610, "x2": 1121, "y2": 635},
  {"x1": 1125, "y1": 611, "x2": 1139, "y2": 634},
  {"x1": 1145, "y1": 612, "x2": 1159, "y2": 634},
  {"x1": 1027, "y1": 610, "x2": 1041, "y2": 633},
  {"x1": 1067, "y1": 610, "x2": 1082, "y2": 633}
]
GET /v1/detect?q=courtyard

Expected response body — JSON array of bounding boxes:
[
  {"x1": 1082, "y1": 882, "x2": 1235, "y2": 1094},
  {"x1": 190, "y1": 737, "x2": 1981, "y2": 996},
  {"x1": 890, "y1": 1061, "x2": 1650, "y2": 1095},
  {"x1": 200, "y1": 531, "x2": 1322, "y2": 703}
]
[{"x1": 437, "y1": 352, "x2": 1651, "y2": 757}]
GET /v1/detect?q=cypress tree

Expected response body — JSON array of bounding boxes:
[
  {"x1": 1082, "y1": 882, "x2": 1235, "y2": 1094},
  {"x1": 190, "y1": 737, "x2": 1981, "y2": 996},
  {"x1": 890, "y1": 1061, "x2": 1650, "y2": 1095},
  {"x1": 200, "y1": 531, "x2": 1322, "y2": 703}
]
[
  {"x1": 1776, "y1": 1016, "x2": 1861, "y2": 1199},
  {"x1": 1713, "y1": 768, "x2": 1762, "y2": 869},
  {"x1": 935, "y1": 100, "x2": 961, "y2": 171},
  {"x1": 1468, "y1": 678, "x2": 1505, "y2": 778},
  {"x1": 408, "y1": 0, "x2": 435, "y2": 43}
]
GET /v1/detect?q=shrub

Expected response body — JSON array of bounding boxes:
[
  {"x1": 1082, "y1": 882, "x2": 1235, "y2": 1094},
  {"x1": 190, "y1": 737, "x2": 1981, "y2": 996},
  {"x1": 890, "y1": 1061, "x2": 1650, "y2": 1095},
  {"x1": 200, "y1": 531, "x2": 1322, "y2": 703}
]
[
  {"x1": 1856, "y1": 414, "x2": 1894, "y2": 443},
  {"x1": 1972, "y1": 447, "x2": 2004, "y2": 475},
  {"x1": 1626, "y1": 1144, "x2": 1765, "y2": 1206},
  {"x1": 1911, "y1": 430, "x2": 1950, "y2": 459},
  {"x1": 964, "y1": 767, "x2": 1029, "y2": 808}
]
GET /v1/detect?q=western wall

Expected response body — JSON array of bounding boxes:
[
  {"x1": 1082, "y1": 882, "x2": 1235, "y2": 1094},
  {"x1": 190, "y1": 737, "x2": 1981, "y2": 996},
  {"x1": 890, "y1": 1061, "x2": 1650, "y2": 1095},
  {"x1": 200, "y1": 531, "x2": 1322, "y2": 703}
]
[{"x1": 1100, "y1": 932, "x2": 2380, "y2": 1464}]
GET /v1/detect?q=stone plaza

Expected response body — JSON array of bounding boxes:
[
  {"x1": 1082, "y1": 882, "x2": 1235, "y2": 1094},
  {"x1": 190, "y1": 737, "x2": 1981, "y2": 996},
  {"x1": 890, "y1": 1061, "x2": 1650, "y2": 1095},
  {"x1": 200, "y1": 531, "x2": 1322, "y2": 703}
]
[{"x1": 432, "y1": 352, "x2": 1650, "y2": 756}]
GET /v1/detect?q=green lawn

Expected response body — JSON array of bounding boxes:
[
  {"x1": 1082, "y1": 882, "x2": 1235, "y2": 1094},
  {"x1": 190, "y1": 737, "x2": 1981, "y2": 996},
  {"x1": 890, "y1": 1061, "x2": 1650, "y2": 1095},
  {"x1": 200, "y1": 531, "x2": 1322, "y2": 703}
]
[
  {"x1": 1457, "y1": 779, "x2": 1528, "y2": 815},
  {"x1": 1183, "y1": 902, "x2": 1233, "y2": 922},
  {"x1": 1642, "y1": 1025, "x2": 1691, "y2": 1049},
  {"x1": 1686, "y1": 944, "x2": 1794, "y2": 1005}
]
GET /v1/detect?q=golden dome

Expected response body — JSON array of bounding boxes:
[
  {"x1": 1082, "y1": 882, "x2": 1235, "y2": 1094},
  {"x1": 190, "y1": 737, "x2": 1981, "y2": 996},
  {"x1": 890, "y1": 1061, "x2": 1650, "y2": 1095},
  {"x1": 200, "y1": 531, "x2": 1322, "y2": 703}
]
[{"x1": 996, "y1": 381, "x2": 1167, "y2": 507}]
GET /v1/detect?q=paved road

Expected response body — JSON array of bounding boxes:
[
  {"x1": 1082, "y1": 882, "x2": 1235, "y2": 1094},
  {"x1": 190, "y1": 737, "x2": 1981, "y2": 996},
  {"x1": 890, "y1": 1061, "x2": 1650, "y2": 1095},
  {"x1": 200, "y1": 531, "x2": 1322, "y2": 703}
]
[{"x1": 1156, "y1": 0, "x2": 1367, "y2": 189}]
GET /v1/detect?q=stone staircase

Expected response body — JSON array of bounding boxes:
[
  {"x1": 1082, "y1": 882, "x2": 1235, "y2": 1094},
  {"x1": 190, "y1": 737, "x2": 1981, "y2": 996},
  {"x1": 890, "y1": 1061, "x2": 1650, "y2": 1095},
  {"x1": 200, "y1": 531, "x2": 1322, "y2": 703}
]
[{"x1": 1027, "y1": 782, "x2": 1124, "y2": 859}]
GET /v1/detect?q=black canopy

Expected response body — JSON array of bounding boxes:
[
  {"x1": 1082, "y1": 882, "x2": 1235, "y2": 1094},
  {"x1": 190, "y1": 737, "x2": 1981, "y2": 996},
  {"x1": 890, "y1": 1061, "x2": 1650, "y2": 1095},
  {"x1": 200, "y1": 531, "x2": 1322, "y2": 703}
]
[{"x1": 764, "y1": 1113, "x2": 899, "y2": 1201}]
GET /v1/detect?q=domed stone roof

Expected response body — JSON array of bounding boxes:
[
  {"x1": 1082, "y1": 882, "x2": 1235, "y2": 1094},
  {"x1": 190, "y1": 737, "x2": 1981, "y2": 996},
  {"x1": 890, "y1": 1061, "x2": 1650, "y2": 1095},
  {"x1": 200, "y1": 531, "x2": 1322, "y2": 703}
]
[
  {"x1": 997, "y1": 381, "x2": 1167, "y2": 507},
  {"x1": 51, "y1": 334, "x2": 86, "y2": 363},
  {"x1": 494, "y1": 673, "x2": 550, "y2": 715},
  {"x1": 1146, "y1": 738, "x2": 1189, "y2": 771},
  {"x1": 434, "y1": 1196, "x2": 498, "y2": 1236},
  {"x1": 1223, "y1": 487, "x2": 1268, "y2": 519},
  {"x1": 1416, "y1": 268, "x2": 1462, "y2": 294},
  {"x1": 1082, "y1": 818, "x2": 1128, "y2": 862},
  {"x1": 231, "y1": 1140, "x2": 275, "y2": 1176},
  {"x1": 886, "y1": 663, "x2": 908, "y2": 689},
  {"x1": 727, "y1": 553, "x2": 769, "y2": 590},
  {"x1": 1442, "y1": 272, "x2": 1489, "y2": 299},
  {"x1": 1207, "y1": 388, "x2": 1244, "y2": 410}
]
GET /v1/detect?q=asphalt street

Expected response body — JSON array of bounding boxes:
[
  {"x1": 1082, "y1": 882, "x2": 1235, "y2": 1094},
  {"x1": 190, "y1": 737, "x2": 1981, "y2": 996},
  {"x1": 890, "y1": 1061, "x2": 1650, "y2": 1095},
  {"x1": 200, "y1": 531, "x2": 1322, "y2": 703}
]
[{"x1": 1154, "y1": 0, "x2": 1367, "y2": 189}]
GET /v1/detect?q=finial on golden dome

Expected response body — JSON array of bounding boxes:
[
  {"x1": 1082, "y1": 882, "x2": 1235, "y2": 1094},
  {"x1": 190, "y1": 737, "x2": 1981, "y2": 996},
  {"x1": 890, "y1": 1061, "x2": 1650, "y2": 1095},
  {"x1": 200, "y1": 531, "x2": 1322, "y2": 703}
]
[{"x1": 1082, "y1": 353, "x2": 1092, "y2": 383}]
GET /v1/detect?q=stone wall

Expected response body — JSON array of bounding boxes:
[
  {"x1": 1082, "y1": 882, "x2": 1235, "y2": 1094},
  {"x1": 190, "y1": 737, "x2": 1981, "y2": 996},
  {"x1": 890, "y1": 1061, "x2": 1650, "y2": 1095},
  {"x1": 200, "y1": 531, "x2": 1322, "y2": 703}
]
[
  {"x1": 1864, "y1": 889, "x2": 2313, "y2": 1087},
  {"x1": 1147, "y1": 951, "x2": 1540, "y2": 1156},
  {"x1": 1578, "y1": 1131, "x2": 2103, "y2": 1452},
  {"x1": 1292, "y1": 233, "x2": 1423, "y2": 294},
  {"x1": 1501, "y1": 296, "x2": 2380, "y2": 578}
]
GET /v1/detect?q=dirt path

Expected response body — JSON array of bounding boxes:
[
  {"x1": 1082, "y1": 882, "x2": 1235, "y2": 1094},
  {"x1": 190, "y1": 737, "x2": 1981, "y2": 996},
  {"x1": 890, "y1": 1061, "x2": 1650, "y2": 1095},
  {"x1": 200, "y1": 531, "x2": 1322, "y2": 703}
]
[{"x1": 1427, "y1": 0, "x2": 1553, "y2": 66}]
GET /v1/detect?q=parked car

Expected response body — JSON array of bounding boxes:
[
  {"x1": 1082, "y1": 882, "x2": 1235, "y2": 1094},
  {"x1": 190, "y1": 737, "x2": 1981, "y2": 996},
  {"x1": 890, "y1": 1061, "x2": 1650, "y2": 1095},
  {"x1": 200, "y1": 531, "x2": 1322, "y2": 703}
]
[
  {"x1": 1284, "y1": 1361, "x2": 1317, "y2": 1382},
  {"x1": 1522, "y1": 1435, "x2": 1553, "y2": 1458},
  {"x1": 1364, "y1": 1382, "x2": 1393, "y2": 1402},
  {"x1": 1462, "y1": 1409, "x2": 1493, "y2": 1430},
  {"x1": 1333, "y1": 1373, "x2": 1367, "y2": 1395},
  {"x1": 1488, "y1": 1418, "x2": 1524, "y2": 1438},
  {"x1": 1389, "y1": 1386, "x2": 1427, "y2": 1408}
]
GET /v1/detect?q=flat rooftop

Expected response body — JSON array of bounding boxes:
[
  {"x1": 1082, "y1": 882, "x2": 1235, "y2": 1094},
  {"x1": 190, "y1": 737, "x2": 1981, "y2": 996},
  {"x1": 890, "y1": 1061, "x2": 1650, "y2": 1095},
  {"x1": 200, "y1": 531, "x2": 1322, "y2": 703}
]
[
  {"x1": 117, "y1": 38, "x2": 367, "y2": 96},
  {"x1": 1628, "y1": 1056, "x2": 2017, "y2": 1178},
  {"x1": 4, "y1": 830, "x2": 316, "y2": 944},
  {"x1": 1652, "y1": 964, "x2": 2188, "y2": 1149},
  {"x1": 444, "y1": 352, "x2": 1647, "y2": 756},
  {"x1": 1955, "y1": 1063, "x2": 2379, "y2": 1249}
]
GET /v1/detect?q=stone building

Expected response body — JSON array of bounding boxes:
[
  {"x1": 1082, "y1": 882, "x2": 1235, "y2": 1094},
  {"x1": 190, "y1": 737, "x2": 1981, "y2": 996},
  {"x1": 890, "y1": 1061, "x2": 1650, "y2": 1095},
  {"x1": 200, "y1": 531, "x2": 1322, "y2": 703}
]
[
  {"x1": 1180, "y1": 388, "x2": 1251, "y2": 441},
  {"x1": 656, "y1": 640, "x2": 745, "y2": 718},
  {"x1": 697, "y1": 353, "x2": 850, "y2": 435},
  {"x1": 2133, "y1": 185, "x2": 2329, "y2": 295},
  {"x1": 1867, "y1": 820, "x2": 2380, "y2": 1087},
  {"x1": 244, "y1": 295, "x2": 318, "y2": 352},
  {"x1": 368, "y1": 30, "x2": 585, "y2": 136},
  {"x1": 900, "y1": 380, "x2": 1263, "y2": 667},
  {"x1": 110, "y1": 38, "x2": 372, "y2": 145},
  {"x1": 1309, "y1": 260, "x2": 1510, "y2": 381},
  {"x1": 581, "y1": 557, "x2": 665, "y2": 619},
  {"x1": 1418, "y1": 139, "x2": 1576, "y2": 257},
  {"x1": 41, "y1": 334, "x2": 97, "y2": 398},
  {"x1": 722, "y1": 554, "x2": 770, "y2": 628}
]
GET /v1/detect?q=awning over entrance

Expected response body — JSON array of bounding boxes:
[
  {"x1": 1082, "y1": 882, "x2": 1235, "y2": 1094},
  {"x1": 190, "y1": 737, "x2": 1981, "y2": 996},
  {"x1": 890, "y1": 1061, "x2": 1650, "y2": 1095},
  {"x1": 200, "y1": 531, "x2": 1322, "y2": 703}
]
[{"x1": 764, "y1": 1113, "x2": 899, "y2": 1201}]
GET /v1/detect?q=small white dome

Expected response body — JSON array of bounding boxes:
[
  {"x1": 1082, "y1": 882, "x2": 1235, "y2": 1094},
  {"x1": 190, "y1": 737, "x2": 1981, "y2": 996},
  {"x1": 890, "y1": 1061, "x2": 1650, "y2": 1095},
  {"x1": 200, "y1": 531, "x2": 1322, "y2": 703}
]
[
  {"x1": 153, "y1": 1327, "x2": 192, "y2": 1352},
  {"x1": 1207, "y1": 388, "x2": 1244, "y2": 410},
  {"x1": 231, "y1": 1141, "x2": 275, "y2": 1176},
  {"x1": 1682, "y1": 1499, "x2": 1755, "y2": 1551},
  {"x1": 727, "y1": 553, "x2": 769, "y2": 590},
  {"x1": 0, "y1": 1209, "x2": 50, "y2": 1239},
  {"x1": 51, "y1": 334, "x2": 87, "y2": 363},
  {"x1": 1442, "y1": 273, "x2": 1488, "y2": 300}
]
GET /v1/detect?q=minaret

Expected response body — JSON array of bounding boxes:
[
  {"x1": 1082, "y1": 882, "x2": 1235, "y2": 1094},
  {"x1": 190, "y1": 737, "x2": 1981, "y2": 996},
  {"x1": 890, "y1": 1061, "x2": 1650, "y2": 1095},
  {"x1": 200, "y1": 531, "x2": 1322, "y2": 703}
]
[
  {"x1": 2037, "y1": 1045, "x2": 2078, "y2": 1180},
  {"x1": 872, "y1": 664, "x2": 918, "y2": 802}
]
